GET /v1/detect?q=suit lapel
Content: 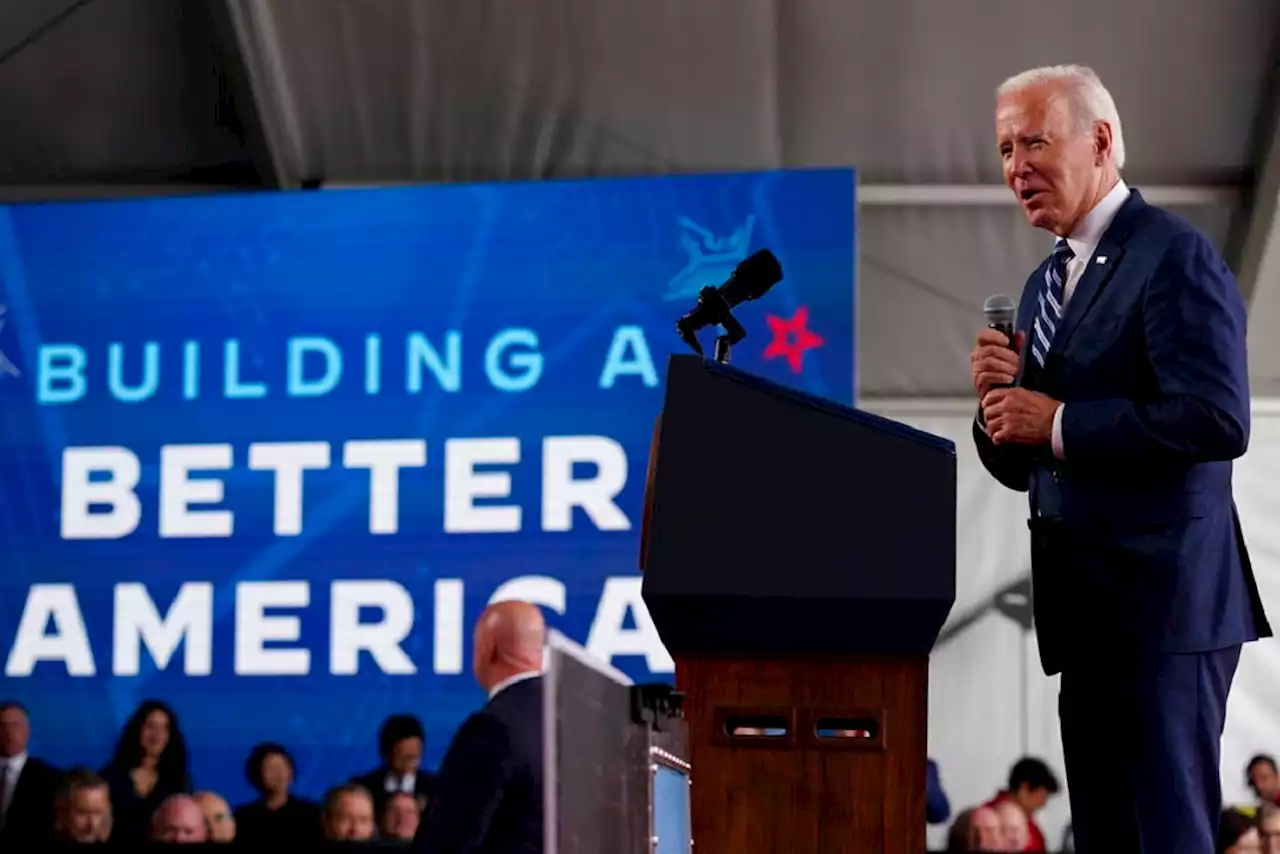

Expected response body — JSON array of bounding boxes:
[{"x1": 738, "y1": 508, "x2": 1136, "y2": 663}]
[
  {"x1": 1051, "y1": 241, "x2": 1125, "y2": 358},
  {"x1": 1049, "y1": 189, "x2": 1147, "y2": 358}
]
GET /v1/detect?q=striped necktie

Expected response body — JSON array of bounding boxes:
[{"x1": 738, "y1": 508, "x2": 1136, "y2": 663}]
[{"x1": 1031, "y1": 240, "x2": 1074, "y2": 368}]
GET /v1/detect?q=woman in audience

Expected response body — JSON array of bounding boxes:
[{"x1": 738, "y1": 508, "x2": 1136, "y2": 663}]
[
  {"x1": 1219, "y1": 807, "x2": 1262, "y2": 854},
  {"x1": 234, "y1": 742, "x2": 323, "y2": 845},
  {"x1": 99, "y1": 699, "x2": 192, "y2": 846}
]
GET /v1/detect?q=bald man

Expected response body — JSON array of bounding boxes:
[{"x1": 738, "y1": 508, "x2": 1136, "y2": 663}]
[
  {"x1": 150, "y1": 794, "x2": 208, "y2": 843},
  {"x1": 415, "y1": 600, "x2": 545, "y2": 853},
  {"x1": 194, "y1": 791, "x2": 236, "y2": 842}
]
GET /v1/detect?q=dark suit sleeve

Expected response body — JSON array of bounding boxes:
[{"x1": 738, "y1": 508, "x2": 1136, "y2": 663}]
[
  {"x1": 973, "y1": 411, "x2": 1034, "y2": 492},
  {"x1": 416, "y1": 713, "x2": 511, "y2": 853},
  {"x1": 1061, "y1": 232, "x2": 1250, "y2": 466}
]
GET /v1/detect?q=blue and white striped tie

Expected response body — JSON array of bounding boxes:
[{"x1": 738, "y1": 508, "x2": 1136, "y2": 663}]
[{"x1": 1031, "y1": 240, "x2": 1074, "y2": 368}]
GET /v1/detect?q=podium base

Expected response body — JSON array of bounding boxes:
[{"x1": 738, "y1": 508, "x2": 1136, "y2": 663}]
[{"x1": 677, "y1": 653, "x2": 928, "y2": 854}]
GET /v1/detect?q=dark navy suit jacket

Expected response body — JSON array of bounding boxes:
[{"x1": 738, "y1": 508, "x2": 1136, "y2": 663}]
[
  {"x1": 0, "y1": 756, "x2": 59, "y2": 849},
  {"x1": 974, "y1": 189, "x2": 1271, "y2": 675},
  {"x1": 415, "y1": 675, "x2": 542, "y2": 854}
]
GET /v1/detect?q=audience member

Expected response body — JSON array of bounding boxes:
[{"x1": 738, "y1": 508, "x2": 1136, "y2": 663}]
[
  {"x1": 323, "y1": 783, "x2": 376, "y2": 842},
  {"x1": 1259, "y1": 802, "x2": 1280, "y2": 854},
  {"x1": 994, "y1": 800, "x2": 1030, "y2": 851},
  {"x1": 100, "y1": 699, "x2": 193, "y2": 846},
  {"x1": 1219, "y1": 808, "x2": 1261, "y2": 854},
  {"x1": 52, "y1": 767, "x2": 112, "y2": 845},
  {"x1": 927, "y1": 758, "x2": 952, "y2": 824},
  {"x1": 947, "y1": 805, "x2": 1002, "y2": 852},
  {"x1": 150, "y1": 793, "x2": 208, "y2": 843},
  {"x1": 194, "y1": 790, "x2": 235, "y2": 842},
  {"x1": 415, "y1": 600, "x2": 546, "y2": 853},
  {"x1": 382, "y1": 790, "x2": 421, "y2": 841},
  {"x1": 1250, "y1": 755, "x2": 1280, "y2": 806},
  {"x1": 234, "y1": 742, "x2": 323, "y2": 845},
  {"x1": 984, "y1": 756, "x2": 1059, "y2": 851},
  {"x1": 21, "y1": 682, "x2": 1280, "y2": 853},
  {"x1": 0, "y1": 700, "x2": 60, "y2": 849},
  {"x1": 352, "y1": 714, "x2": 437, "y2": 818}
]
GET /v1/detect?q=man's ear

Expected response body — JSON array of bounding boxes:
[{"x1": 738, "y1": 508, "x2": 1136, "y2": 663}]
[{"x1": 1093, "y1": 120, "x2": 1114, "y2": 166}]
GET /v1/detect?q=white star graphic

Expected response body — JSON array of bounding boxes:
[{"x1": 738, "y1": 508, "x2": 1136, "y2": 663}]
[{"x1": 0, "y1": 304, "x2": 20, "y2": 378}]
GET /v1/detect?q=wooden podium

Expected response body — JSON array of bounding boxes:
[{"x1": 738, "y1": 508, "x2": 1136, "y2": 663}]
[{"x1": 640, "y1": 356, "x2": 956, "y2": 854}]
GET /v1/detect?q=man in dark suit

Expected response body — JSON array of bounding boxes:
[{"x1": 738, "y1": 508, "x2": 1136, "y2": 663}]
[
  {"x1": 351, "y1": 713, "x2": 438, "y2": 820},
  {"x1": 971, "y1": 64, "x2": 1271, "y2": 854},
  {"x1": 416, "y1": 600, "x2": 545, "y2": 853},
  {"x1": 0, "y1": 700, "x2": 61, "y2": 848}
]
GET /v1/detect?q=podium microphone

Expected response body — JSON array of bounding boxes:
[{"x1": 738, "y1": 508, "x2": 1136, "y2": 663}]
[
  {"x1": 983, "y1": 294, "x2": 1017, "y2": 347},
  {"x1": 676, "y1": 249, "x2": 783, "y2": 359}
]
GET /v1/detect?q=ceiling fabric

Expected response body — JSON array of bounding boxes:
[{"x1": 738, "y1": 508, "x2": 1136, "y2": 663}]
[{"x1": 0, "y1": 0, "x2": 1275, "y2": 395}]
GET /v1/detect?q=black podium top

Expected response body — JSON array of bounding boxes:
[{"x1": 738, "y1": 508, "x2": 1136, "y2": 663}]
[{"x1": 640, "y1": 356, "x2": 957, "y2": 657}]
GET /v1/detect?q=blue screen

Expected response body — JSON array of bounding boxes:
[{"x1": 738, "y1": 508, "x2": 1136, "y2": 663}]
[
  {"x1": 652, "y1": 763, "x2": 691, "y2": 854},
  {"x1": 0, "y1": 169, "x2": 855, "y2": 804}
]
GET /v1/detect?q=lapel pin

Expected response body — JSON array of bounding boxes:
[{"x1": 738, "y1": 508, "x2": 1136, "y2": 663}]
[{"x1": 1096, "y1": 256, "x2": 1108, "y2": 264}]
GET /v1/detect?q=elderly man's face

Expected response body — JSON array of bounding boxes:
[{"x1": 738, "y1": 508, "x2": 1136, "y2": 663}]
[
  {"x1": 195, "y1": 792, "x2": 236, "y2": 842},
  {"x1": 152, "y1": 798, "x2": 208, "y2": 843},
  {"x1": 326, "y1": 792, "x2": 375, "y2": 841},
  {"x1": 968, "y1": 806, "x2": 1002, "y2": 851},
  {"x1": 995, "y1": 801, "x2": 1030, "y2": 851},
  {"x1": 60, "y1": 785, "x2": 111, "y2": 843},
  {"x1": 382, "y1": 792, "x2": 420, "y2": 841},
  {"x1": 997, "y1": 81, "x2": 1109, "y2": 236}
]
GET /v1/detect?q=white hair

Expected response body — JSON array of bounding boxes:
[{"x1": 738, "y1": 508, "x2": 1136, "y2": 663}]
[{"x1": 997, "y1": 64, "x2": 1126, "y2": 170}]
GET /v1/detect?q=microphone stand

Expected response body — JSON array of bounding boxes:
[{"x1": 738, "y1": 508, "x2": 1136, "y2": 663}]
[
  {"x1": 712, "y1": 311, "x2": 747, "y2": 363},
  {"x1": 677, "y1": 286, "x2": 749, "y2": 364}
]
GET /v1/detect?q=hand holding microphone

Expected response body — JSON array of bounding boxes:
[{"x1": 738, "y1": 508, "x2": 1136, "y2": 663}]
[
  {"x1": 973, "y1": 294, "x2": 1060, "y2": 446},
  {"x1": 970, "y1": 294, "x2": 1024, "y2": 399}
]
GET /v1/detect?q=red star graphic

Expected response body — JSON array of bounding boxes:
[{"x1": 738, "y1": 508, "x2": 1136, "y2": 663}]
[{"x1": 763, "y1": 306, "x2": 824, "y2": 374}]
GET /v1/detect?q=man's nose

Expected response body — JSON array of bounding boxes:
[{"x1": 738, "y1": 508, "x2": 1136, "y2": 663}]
[{"x1": 1009, "y1": 153, "x2": 1032, "y2": 179}]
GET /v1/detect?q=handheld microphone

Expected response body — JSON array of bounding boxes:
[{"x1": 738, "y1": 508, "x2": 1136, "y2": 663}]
[
  {"x1": 983, "y1": 294, "x2": 1017, "y2": 348},
  {"x1": 676, "y1": 249, "x2": 783, "y2": 356}
]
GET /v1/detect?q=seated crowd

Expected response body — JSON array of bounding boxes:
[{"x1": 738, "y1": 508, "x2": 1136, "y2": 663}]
[
  {"x1": 943, "y1": 754, "x2": 1280, "y2": 852},
  {"x1": 0, "y1": 699, "x2": 434, "y2": 848},
  {"x1": 1, "y1": 599, "x2": 549, "y2": 852}
]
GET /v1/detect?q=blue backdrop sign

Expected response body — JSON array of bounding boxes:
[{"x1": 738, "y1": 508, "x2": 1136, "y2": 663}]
[{"x1": 0, "y1": 169, "x2": 855, "y2": 803}]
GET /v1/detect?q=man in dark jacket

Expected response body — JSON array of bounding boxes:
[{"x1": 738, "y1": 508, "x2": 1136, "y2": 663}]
[
  {"x1": 0, "y1": 701, "x2": 61, "y2": 849},
  {"x1": 351, "y1": 714, "x2": 437, "y2": 819},
  {"x1": 416, "y1": 600, "x2": 545, "y2": 853}
]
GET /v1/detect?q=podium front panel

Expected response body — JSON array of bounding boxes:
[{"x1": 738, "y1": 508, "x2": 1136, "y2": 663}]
[{"x1": 543, "y1": 632, "x2": 647, "y2": 854}]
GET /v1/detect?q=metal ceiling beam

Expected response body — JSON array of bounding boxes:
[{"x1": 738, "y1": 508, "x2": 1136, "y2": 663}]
[
  {"x1": 206, "y1": 0, "x2": 302, "y2": 189},
  {"x1": 857, "y1": 185, "x2": 1238, "y2": 207},
  {"x1": 0, "y1": 0, "x2": 89, "y2": 66},
  {"x1": 326, "y1": 181, "x2": 1237, "y2": 208}
]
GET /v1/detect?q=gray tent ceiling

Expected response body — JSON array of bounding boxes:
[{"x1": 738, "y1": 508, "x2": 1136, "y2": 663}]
[{"x1": 1, "y1": 0, "x2": 1277, "y2": 396}]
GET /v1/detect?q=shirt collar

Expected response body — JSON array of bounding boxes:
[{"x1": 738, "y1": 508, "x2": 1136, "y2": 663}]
[
  {"x1": 2, "y1": 752, "x2": 27, "y2": 771},
  {"x1": 1063, "y1": 179, "x2": 1130, "y2": 261},
  {"x1": 383, "y1": 772, "x2": 414, "y2": 792},
  {"x1": 488, "y1": 670, "x2": 541, "y2": 700}
]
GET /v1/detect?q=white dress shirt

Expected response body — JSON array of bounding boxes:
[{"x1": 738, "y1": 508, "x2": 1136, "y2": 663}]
[
  {"x1": 487, "y1": 669, "x2": 541, "y2": 701},
  {"x1": 383, "y1": 771, "x2": 416, "y2": 794},
  {"x1": 1049, "y1": 179, "x2": 1131, "y2": 458},
  {"x1": 0, "y1": 752, "x2": 27, "y2": 818}
]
